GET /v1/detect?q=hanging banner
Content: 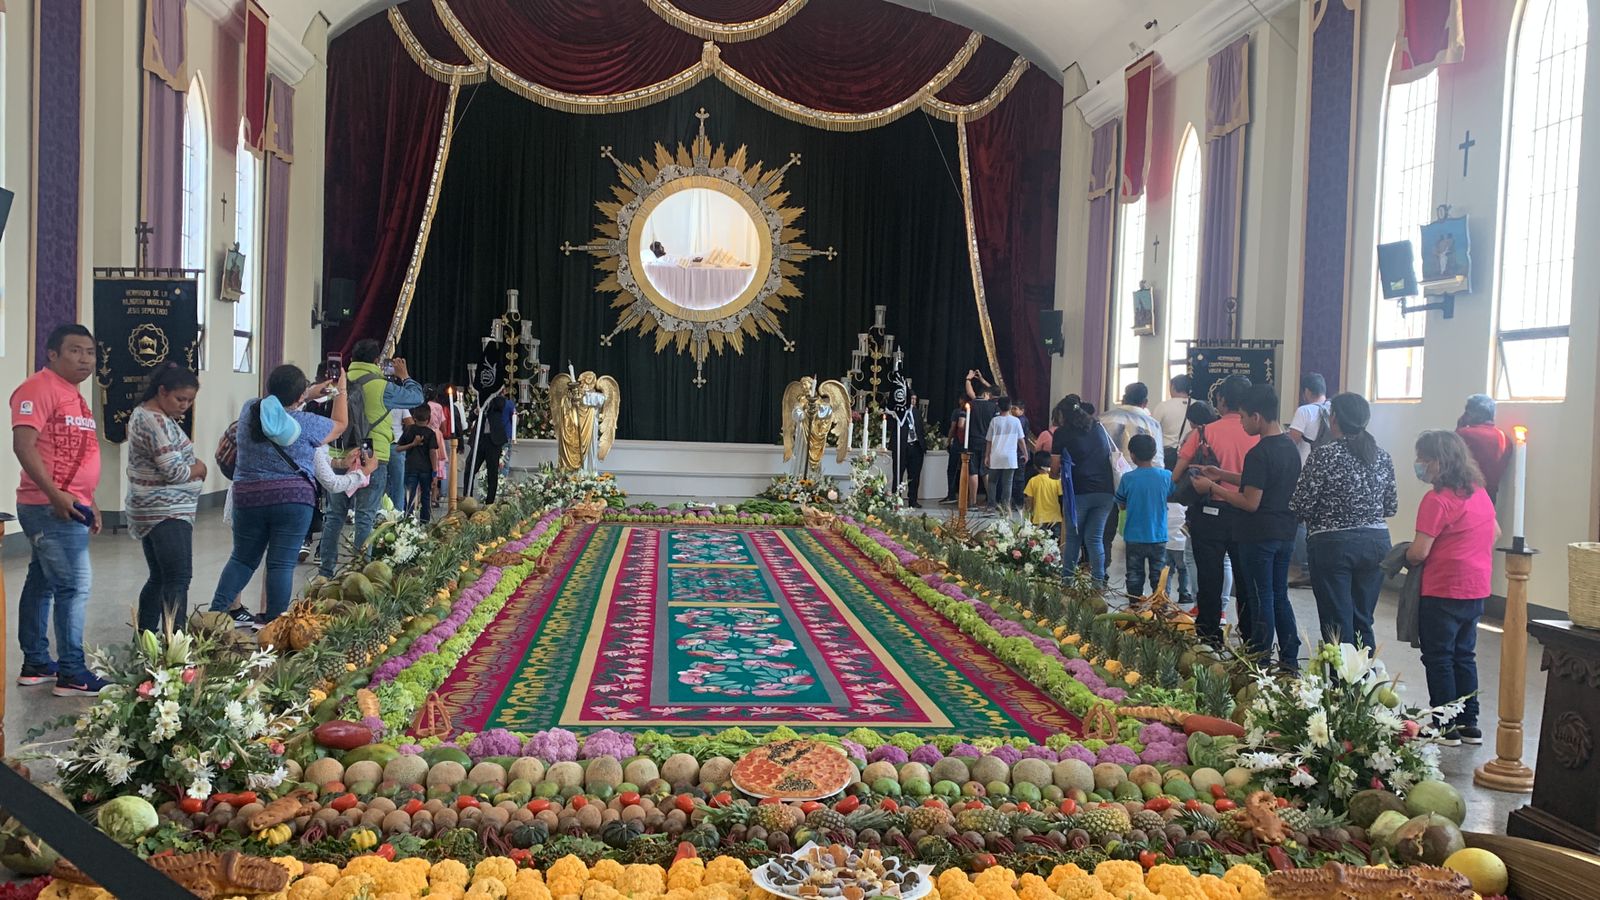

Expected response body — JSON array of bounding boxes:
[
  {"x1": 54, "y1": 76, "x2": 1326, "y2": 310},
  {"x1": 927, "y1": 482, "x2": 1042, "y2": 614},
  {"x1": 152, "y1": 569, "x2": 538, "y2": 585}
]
[
  {"x1": 1121, "y1": 53, "x2": 1157, "y2": 202},
  {"x1": 472, "y1": 338, "x2": 512, "y2": 398},
  {"x1": 244, "y1": 0, "x2": 269, "y2": 149},
  {"x1": 1394, "y1": 0, "x2": 1465, "y2": 84},
  {"x1": 92, "y1": 274, "x2": 200, "y2": 442},
  {"x1": 1186, "y1": 343, "x2": 1277, "y2": 411}
]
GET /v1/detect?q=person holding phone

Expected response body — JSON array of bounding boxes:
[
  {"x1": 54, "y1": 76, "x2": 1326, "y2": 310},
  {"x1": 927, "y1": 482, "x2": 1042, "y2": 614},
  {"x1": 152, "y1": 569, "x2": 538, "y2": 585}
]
[
  {"x1": 126, "y1": 364, "x2": 205, "y2": 638},
  {"x1": 210, "y1": 365, "x2": 347, "y2": 626},
  {"x1": 10, "y1": 324, "x2": 107, "y2": 696}
]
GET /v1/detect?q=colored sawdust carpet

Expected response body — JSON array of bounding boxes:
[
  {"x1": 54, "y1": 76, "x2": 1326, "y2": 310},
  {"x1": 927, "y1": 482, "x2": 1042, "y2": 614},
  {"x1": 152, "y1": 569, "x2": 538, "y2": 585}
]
[{"x1": 434, "y1": 524, "x2": 1080, "y2": 739}]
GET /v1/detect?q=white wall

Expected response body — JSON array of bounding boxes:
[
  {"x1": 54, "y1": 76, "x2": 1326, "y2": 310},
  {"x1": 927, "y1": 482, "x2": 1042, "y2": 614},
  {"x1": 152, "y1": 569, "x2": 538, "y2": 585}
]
[{"x1": 0, "y1": 2, "x2": 327, "y2": 522}]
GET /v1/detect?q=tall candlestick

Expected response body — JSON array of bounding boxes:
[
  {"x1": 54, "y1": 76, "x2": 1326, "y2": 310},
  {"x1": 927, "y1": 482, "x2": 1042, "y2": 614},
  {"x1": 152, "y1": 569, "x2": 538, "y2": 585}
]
[
  {"x1": 873, "y1": 305, "x2": 886, "y2": 329},
  {"x1": 881, "y1": 412, "x2": 888, "y2": 449},
  {"x1": 962, "y1": 403, "x2": 969, "y2": 450},
  {"x1": 1512, "y1": 426, "x2": 1528, "y2": 544},
  {"x1": 507, "y1": 288, "x2": 520, "y2": 313}
]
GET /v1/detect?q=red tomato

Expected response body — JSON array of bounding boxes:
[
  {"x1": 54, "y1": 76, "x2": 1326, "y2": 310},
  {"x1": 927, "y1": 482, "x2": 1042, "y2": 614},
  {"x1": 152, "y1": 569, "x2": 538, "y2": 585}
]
[
  {"x1": 800, "y1": 801, "x2": 823, "y2": 814},
  {"x1": 1059, "y1": 798, "x2": 1078, "y2": 816},
  {"x1": 1015, "y1": 802, "x2": 1031, "y2": 813},
  {"x1": 508, "y1": 849, "x2": 533, "y2": 866},
  {"x1": 330, "y1": 793, "x2": 360, "y2": 813},
  {"x1": 1143, "y1": 797, "x2": 1172, "y2": 812},
  {"x1": 455, "y1": 795, "x2": 480, "y2": 810},
  {"x1": 710, "y1": 792, "x2": 732, "y2": 808},
  {"x1": 921, "y1": 798, "x2": 948, "y2": 810},
  {"x1": 178, "y1": 797, "x2": 205, "y2": 815},
  {"x1": 1184, "y1": 799, "x2": 1203, "y2": 811},
  {"x1": 835, "y1": 796, "x2": 860, "y2": 815},
  {"x1": 674, "y1": 795, "x2": 696, "y2": 814},
  {"x1": 375, "y1": 843, "x2": 396, "y2": 862},
  {"x1": 879, "y1": 798, "x2": 900, "y2": 812},
  {"x1": 619, "y1": 792, "x2": 642, "y2": 807},
  {"x1": 1275, "y1": 796, "x2": 1290, "y2": 808},
  {"x1": 526, "y1": 798, "x2": 552, "y2": 814},
  {"x1": 1138, "y1": 850, "x2": 1158, "y2": 870},
  {"x1": 1209, "y1": 783, "x2": 1227, "y2": 799},
  {"x1": 1214, "y1": 798, "x2": 1238, "y2": 812},
  {"x1": 402, "y1": 799, "x2": 424, "y2": 816}
]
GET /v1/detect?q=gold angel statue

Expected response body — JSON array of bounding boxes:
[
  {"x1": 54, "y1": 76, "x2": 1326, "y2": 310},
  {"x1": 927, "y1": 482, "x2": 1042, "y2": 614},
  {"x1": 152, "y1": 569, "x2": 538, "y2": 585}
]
[
  {"x1": 782, "y1": 376, "x2": 850, "y2": 477},
  {"x1": 549, "y1": 368, "x2": 620, "y2": 472}
]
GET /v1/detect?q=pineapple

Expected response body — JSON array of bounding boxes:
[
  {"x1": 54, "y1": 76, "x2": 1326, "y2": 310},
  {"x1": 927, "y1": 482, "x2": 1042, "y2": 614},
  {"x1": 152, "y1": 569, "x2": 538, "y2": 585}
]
[
  {"x1": 954, "y1": 806, "x2": 1010, "y2": 835},
  {"x1": 1075, "y1": 805, "x2": 1131, "y2": 841},
  {"x1": 906, "y1": 806, "x2": 952, "y2": 833},
  {"x1": 751, "y1": 803, "x2": 802, "y2": 833},
  {"x1": 915, "y1": 834, "x2": 954, "y2": 863},
  {"x1": 1175, "y1": 808, "x2": 1220, "y2": 837},
  {"x1": 1010, "y1": 812, "x2": 1053, "y2": 835},
  {"x1": 707, "y1": 801, "x2": 754, "y2": 830},
  {"x1": 843, "y1": 809, "x2": 893, "y2": 834},
  {"x1": 804, "y1": 808, "x2": 847, "y2": 834},
  {"x1": 1131, "y1": 810, "x2": 1167, "y2": 834},
  {"x1": 1218, "y1": 809, "x2": 1253, "y2": 840}
]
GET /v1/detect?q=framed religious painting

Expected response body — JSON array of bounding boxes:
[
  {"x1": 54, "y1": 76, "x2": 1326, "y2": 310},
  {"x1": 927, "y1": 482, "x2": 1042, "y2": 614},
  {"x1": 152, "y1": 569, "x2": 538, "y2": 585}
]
[
  {"x1": 1132, "y1": 283, "x2": 1156, "y2": 335},
  {"x1": 219, "y1": 244, "x2": 246, "y2": 302},
  {"x1": 1419, "y1": 214, "x2": 1471, "y2": 295}
]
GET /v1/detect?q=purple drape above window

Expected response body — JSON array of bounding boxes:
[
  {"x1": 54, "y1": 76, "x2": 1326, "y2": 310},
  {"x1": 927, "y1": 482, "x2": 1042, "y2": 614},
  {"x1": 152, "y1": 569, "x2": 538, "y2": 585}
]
[
  {"x1": 34, "y1": 0, "x2": 84, "y2": 365},
  {"x1": 1081, "y1": 120, "x2": 1119, "y2": 407},
  {"x1": 142, "y1": 0, "x2": 188, "y2": 269},
  {"x1": 261, "y1": 77, "x2": 294, "y2": 377},
  {"x1": 1197, "y1": 35, "x2": 1249, "y2": 341}
]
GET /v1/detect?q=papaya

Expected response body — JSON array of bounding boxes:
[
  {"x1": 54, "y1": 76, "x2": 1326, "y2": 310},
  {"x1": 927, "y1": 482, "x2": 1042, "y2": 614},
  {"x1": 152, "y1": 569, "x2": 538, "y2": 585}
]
[{"x1": 342, "y1": 744, "x2": 401, "y2": 769}]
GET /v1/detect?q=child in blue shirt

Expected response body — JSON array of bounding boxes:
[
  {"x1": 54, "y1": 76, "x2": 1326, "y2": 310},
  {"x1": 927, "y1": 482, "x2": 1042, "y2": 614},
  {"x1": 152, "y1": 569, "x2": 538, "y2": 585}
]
[{"x1": 1114, "y1": 434, "x2": 1173, "y2": 597}]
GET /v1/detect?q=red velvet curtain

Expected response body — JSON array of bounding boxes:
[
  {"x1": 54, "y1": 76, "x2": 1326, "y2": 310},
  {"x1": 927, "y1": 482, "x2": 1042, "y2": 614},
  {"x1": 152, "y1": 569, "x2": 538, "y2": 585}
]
[
  {"x1": 936, "y1": 39, "x2": 1020, "y2": 106},
  {"x1": 966, "y1": 67, "x2": 1062, "y2": 418},
  {"x1": 323, "y1": 12, "x2": 452, "y2": 355},
  {"x1": 448, "y1": 0, "x2": 702, "y2": 92},
  {"x1": 666, "y1": 0, "x2": 795, "y2": 22}
]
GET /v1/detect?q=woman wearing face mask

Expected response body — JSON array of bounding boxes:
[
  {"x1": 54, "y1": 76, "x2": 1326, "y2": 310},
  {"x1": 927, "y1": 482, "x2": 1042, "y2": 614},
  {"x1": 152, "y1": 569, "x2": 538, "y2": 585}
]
[
  {"x1": 1405, "y1": 429, "x2": 1497, "y2": 746},
  {"x1": 125, "y1": 364, "x2": 205, "y2": 634},
  {"x1": 1288, "y1": 392, "x2": 1398, "y2": 648}
]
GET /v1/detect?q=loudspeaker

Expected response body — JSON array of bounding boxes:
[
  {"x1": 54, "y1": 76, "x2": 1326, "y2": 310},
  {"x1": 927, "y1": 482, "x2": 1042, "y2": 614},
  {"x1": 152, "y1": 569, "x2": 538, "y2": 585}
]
[
  {"x1": 0, "y1": 188, "x2": 13, "y2": 243},
  {"x1": 324, "y1": 277, "x2": 357, "y2": 328},
  {"x1": 1040, "y1": 309, "x2": 1065, "y2": 356},
  {"x1": 1377, "y1": 241, "x2": 1418, "y2": 300}
]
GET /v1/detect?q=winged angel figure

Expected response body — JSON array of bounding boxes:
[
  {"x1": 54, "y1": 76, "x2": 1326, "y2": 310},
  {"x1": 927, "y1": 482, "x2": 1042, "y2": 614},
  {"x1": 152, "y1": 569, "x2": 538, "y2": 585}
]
[
  {"x1": 782, "y1": 376, "x2": 850, "y2": 477},
  {"x1": 549, "y1": 370, "x2": 620, "y2": 472}
]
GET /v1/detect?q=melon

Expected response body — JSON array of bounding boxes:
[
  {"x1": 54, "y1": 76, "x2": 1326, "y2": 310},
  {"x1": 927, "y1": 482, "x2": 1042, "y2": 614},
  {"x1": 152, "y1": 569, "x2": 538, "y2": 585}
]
[
  {"x1": 970, "y1": 755, "x2": 1011, "y2": 787},
  {"x1": 660, "y1": 754, "x2": 700, "y2": 787},
  {"x1": 508, "y1": 758, "x2": 546, "y2": 785},
  {"x1": 1404, "y1": 780, "x2": 1466, "y2": 826},
  {"x1": 896, "y1": 762, "x2": 931, "y2": 786},
  {"x1": 861, "y1": 762, "x2": 899, "y2": 786},
  {"x1": 699, "y1": 756, "x2": 735, "y2": 787},
  {"x1": 1189, "y1": 768, "x2": 1224, "y2": 795},
  {"x1": 469, "y1": 762, "x2": 508, "y2": 789},
  {"x1": 1052, "y1": 759, "x2": 1094, "y2": 794},
  {"x1": 1091, "y1": 763, "x2": 1126, "y2": 791},
  {"x1": 345, "y1": 760, "x2": 383, "y2": 787},
  {"x1": 425, "y1": 761, "x2": 466, "y2": 789},
  {"x1": 1444, "y1": 848, "x2": 1508, "y2": 895},
  {"x1": 383, "y1": 755, "x2": 429, "y2": 787},
  {"x1": 584, "y1": 757, "x2": 623, "y2": 791},
  {"x1": 930, "y1": 758, "x2": 971, "y2": 786},
  {"x1": 341, "y1": 573, "x2": 378, "y2": 604},
  {"x1": 546, "y1": 761, "x2": 584, "y2": 789},
  {"x1": 305, "y1": 758, "x2": 345, "y2": 788},
  {"x1": 1010, "y1": 759, "x2": 1052, "y2": 789},
  {"x1": 624, "y1": 758, "x2": 660, "y2": 787}
]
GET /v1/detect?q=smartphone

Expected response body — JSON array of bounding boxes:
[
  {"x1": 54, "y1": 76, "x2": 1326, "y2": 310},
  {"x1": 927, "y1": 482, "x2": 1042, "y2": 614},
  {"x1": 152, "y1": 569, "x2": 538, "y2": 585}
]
[
  {"x1": 361, "y1": 438, "x2": 374, "y2": 454},
  {"x1": 381, "y1": 358, "x2": 396, "y2": 377},
  {"x1": 73, "y1": 501, "x2": 96, "y2": 531},
  {"x1": 324, "y1": 354, "x2": 342, "y2": 381}
]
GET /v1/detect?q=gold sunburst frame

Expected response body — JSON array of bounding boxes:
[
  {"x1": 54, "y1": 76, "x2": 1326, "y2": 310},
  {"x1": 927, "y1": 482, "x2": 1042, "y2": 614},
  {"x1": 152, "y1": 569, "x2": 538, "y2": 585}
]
[{"x1": 561, "y1": 109, "x2": 836, "y2": 387}]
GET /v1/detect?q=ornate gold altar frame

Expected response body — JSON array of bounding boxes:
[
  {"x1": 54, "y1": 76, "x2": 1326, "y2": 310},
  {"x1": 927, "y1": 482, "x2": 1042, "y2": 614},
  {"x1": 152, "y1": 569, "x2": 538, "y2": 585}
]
[{"x1": 561, "y1": 110, "x2": 836, "y2": 387}]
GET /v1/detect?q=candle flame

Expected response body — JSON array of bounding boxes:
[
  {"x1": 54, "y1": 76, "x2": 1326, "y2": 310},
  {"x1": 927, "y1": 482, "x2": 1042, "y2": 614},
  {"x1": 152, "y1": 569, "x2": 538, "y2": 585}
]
[{"x1": 1513, "y1": 425, "x2": 1528, "y2": 443}]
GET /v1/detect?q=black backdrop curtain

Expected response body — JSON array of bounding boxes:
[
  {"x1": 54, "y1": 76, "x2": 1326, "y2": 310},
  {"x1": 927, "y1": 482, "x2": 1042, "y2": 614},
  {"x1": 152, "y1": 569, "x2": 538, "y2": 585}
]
[{"x1": 400, "y1": 79, "x2": 983, "y2": 444}]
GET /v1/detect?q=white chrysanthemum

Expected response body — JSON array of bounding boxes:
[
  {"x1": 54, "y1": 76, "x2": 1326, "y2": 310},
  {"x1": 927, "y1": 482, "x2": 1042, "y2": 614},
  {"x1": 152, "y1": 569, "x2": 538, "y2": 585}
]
[
  {"x1": 137, "y1": 783, "x2": 157, "y2": 800},
  {"x1": 247, "y1": 765, "x2": 289, "y2": 791},
  {"x1": 1295, "y1": 682, "x2": 1324, "y2": 708},
  {"x1": 150, "y1": 700, "x2": 182, "y2": 742},
  {"x1": 188, "y1": 773, "x2": 214, "y2": 800},
  {"x1": 1307, "y1": 710, "x2": 1331, "y2": 748},
  {"x1": 224, "y1": 700, "x2": 247, "y2": 729},
  {"x1": 1238, "y1": 751, "x2": 1283, "y2": 771},
  {"x1": 103, "y1": 752, "x2": 135, "y2": 785},
  {"x1": 1289, "y1": 768, "x2": 1317, "y2": 788},
  {"x1": 1368, "y1": 745, "x2": 1398, "y2": 774}
]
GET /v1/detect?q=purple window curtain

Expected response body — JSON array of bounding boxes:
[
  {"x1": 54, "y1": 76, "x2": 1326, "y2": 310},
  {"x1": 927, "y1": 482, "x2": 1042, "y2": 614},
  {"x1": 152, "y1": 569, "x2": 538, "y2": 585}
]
[
  {"x1": 141, "y1": 0, "x2": 188, "y2": 269},
  {"x1": 1081, "y1": 120, "x2": 1119, "y2": 408},
  {"x1": 34, "y1": 0, "x2": 84, "y2": 366},
  {"x1": 261, "y1": 76, "x2": 295, "y2": 376},
  {"x1": 1197, "y1": 35, "x2": 1249, "y2": 341}
]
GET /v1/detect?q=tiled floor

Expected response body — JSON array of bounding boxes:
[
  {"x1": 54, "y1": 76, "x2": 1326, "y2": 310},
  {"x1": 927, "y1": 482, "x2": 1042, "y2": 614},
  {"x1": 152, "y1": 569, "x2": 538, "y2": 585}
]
[{"x1": 1, "y1": 505, "x2": 1548, "y2": 835}]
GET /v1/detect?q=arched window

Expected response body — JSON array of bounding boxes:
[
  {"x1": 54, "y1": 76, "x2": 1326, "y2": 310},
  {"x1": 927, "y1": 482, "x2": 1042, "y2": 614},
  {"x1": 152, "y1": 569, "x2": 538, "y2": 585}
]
[
  {"x1": 181, "y1": 78, "x2": 210, "y2": 368},
  {"x1": 1496, "y1": 0, "x2": 1587, "y2": 400},
  {"x1": 1112, "y1": 196, "x2": 1147, "y2": 401},
  {"x1": 1372, "y1": 71, "x2": 1438, "y2": 400},
  {"x1": 1167, "y1": 128, "x2": 1202, "y2": 382},
  {"x1": 233, "y1": 120, "x2": 261, "y2": 373}
]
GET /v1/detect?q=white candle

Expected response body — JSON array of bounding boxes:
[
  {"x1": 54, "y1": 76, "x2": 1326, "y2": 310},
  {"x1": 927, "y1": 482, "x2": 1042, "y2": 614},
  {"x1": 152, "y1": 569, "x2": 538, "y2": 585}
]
[
  {"x1": 881, "y1": 412, "x2": 888, "y2": 449},
  {"x1": 507, "y1": 289, "x2": 520, "y2": 313},
  {"x1": 963, "y1": 403, "x2": 969, "y2": 450},
  {"x1": 847, "y1": 420, "x2": 854, "y2": 451},
  {"x1": 1512, "y1": 426, "x2": 1528, "y2": 539}
]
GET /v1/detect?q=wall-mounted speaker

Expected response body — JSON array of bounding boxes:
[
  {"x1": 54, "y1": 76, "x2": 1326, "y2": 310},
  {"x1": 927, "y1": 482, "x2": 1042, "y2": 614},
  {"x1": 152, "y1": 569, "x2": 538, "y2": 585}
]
[
  {"x1": 324, "y1": 277, "x2": 357, "y2": 328},
  {"x1": 1040, "y1": 309, "x2": 1065, "y2": 356},
  {"x1": 0, "y1": 188, "x2": 13, "y2": 243},
  {"x1": 1377, "y1": 241, "x2": 1418, "y2": 300}
]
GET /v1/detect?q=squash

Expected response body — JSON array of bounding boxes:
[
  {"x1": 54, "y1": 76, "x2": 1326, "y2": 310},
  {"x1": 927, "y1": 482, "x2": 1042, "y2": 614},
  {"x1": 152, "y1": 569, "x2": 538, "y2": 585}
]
[
  {"x1": 507, "y1": 821, "x2": 549, "y2": 849},
  {"x1": 313, "y1": 720, "x2": 375, "y2": 751}
]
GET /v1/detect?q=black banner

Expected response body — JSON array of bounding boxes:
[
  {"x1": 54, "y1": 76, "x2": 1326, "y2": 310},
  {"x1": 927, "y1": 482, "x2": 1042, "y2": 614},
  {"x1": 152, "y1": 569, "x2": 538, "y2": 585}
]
[
  {"x1": 1187, "y1": 344, "x2": 1277, "y2": 409},
  {"x1": 92, "y1": 275, "x2": 200, "y2": 442}
]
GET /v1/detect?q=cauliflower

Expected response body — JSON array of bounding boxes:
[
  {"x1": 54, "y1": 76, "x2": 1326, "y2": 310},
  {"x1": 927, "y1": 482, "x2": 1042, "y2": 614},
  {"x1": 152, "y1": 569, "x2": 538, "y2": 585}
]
[
  {"x1": 506, "y1": 874, "x2": 555, "y2": 900},
  {"x1": 619, "y1": 864, "x2": 665, "y2": 895},
  {"x1": 1196, "y1": 874, "x2": 1241, "y2": 900},
  {"x1": 468, "y1": 876, "x2": 509, "y2": 899},
  {"x1": 1018, "y1": 873, "x2": 1058, "y2": 900},
  {"x1": 1093, "y1": 860, "x2": 1146, "y2": 893},
  {"x1": 431, "y1": 859, "x2": 473, "y2": 888},
  {"x1": 323, "y1": 874, "x2": 377, "y2": 900},
  {"x1": 588, "y1": 859, "x2": 626, "y2": 885},
  {"x1": 475, "y1": 857, "x2": 520, "y2": 885},
  {"x1": 1222, "y1": 865, "x2": 1268, "y2": 900},
  {"x1": 305, "y1": 863, "x2": 342, "y2": 884},
  {"x1": 702, "y1": 856, "x2": 749, "y2": 886},
  {"x1": 668, "y1": 858, "x2": 705, "y2": 891},
  {"x1": 286, "y1": 876, "x2": 331, "y2": 900}
]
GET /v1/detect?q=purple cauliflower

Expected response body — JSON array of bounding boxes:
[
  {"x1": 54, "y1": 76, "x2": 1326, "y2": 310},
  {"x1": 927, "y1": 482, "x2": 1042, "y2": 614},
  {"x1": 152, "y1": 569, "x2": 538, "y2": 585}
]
[
  {"x1": 1096, "y1": 744, "x2": 1140, "y2": 766},
  {"x1": 1059, "y1": 744, "x2": 1098, "y2": 765},
  {"x1": 1019, "y1": 745, "x2": 1058, "y2": 762},
  {"x1": 909, "y1": 744, "x2": 944, "y2": 766},
  {"x1": 521, "y1": 728, "x2": 580, "y2": 762},
  {"x1": 1138, "y1": 741, "x2": 1188, "y2": 767},
  {"x1": 579, "y1": 729, "x2": 637, "y2": 760},
  {"x1": 986, "y1": 745, "x2": 1023, "y2": 766},
  {"x1": 948, "y1": 743, "x2": 983, "y2": 759},
  {"x1": 840, "y1": 740, "x2": 868, "y2": 763},
  {"x1": 868, "y1": 745, "x2": 910, "y2": 765}
]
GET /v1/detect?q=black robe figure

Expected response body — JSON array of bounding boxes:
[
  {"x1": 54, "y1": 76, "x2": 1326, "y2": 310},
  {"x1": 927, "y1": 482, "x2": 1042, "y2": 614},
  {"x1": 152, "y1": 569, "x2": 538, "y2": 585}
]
[{"x1": 887, "y1": 362, "x2": 925, "y2": 508}]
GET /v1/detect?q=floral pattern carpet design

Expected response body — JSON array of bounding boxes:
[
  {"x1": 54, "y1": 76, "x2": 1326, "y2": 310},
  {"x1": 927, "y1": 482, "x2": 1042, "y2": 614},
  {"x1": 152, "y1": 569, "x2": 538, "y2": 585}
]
[{"x1": 433, "y1": 524, "x2": 1080, "y2": 738}]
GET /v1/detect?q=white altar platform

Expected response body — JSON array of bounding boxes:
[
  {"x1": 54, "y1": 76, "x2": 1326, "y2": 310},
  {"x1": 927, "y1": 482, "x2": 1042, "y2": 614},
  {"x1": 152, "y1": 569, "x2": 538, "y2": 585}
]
[{"x1": 507, "y1": 439, "x2": 949, "y2": 501}]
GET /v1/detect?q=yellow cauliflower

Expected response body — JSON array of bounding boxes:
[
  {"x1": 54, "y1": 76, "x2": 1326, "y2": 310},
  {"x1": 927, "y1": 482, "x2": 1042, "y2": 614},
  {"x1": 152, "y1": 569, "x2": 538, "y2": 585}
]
[
  {"x1": 1142, "y1": 865, "x2": 1207, "y2": 900},
  {"x1": 1221, "y1": 865, "x2": 1267, "y2": 900},
  {"x1": 547, "y1": 855, "x2": 590, "y2": 886},
  {"x1": 470, "y1": 876, "x2": 510, "y2": 899},
  {"x1": 936, "y1": 868, "x2": 977, "y2": 898},
  {"x1": 432, "y1": 859, "x2": 473, "y2": 888},
  {"x1": 1093, "y1": 861, "x2": 1146, "y2": 893},
  {"x1": 1018, "y1": 873, "x2": 1058, "y2": 900},
  {"x1": 429, "y1": 886, "x2": 468, "y2": 900},
  {"x1": 507, "y1": 874, "x2": 555, "y2": 900},
  {"x1": 270, "y1": 856, "x2": 305, "y2": 881},
  {"x1": 476, "y1": 856, "x2": 520, "y2": 884},
  {"x1": 1196, "y1": 874, "x2": 1240, "y2": 900},
  {"x1": 375, "y1": 892, "x2": 414, "y2": 900},
  {"x1": 286, "y1": 877, "x2": 331, "y2": 900},
  {"x1": 702, "y1": 856, "x2": 750, "y2": 886},
  {"x1": 589, "y1": 859, "x2": 626, "y2": 885},
  {"x1": 668, "y1": 858, "x2": 706, "y2": 891},
  {"x1": 619, "y1": 864, "x2": 666, "y2": 896},
  {"x1": 324, "y1": 874, "x2": 378, "y2": 900},
  {"x1": 305, "y1": 862, "x2": 342, "y2": 884}
]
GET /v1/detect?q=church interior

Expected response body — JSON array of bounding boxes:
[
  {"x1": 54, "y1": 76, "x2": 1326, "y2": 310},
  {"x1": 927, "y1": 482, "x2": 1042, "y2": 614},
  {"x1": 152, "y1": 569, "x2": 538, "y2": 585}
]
[{"x1": 1, "y1": 0, "x2": 1600, "y2": 897}]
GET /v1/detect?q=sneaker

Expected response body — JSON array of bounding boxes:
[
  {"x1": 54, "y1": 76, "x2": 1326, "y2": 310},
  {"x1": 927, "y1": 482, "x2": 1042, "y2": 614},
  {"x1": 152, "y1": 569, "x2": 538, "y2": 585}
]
[
  {"x1": 227, "y1": 607, "x2": 263, "y2": 630},
  {"x1": 1187, "y1": 605, "x2": 1226, "y2": 626},
  {"x1": 53, "y1": 672, "x2": 109, "y2": 697},
  {"x1": 298, "y1": 541, "x2": 314, "y2": 563},
  {"x1": 1436, "y1": 729, "x2": 1462, "y2": 747},
  {"x1": 252, "y1": 612, "x2": 273, "y2": 628},
  {"x1": 1457, "y1": 725, "x2": 1484, "y2": 744},
  {"x1": 17, "y1": 661, "x2": 58, "y2": 686},
  {"x1": 938, "y1": 497, "x2": 957, "y2": 505}
]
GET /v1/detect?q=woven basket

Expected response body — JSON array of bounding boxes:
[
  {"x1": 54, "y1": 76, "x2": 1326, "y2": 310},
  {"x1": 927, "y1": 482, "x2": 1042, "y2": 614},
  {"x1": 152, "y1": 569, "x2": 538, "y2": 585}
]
[{"x1": 1568, "y1": 543, "x2": 1600, "y2": 629}]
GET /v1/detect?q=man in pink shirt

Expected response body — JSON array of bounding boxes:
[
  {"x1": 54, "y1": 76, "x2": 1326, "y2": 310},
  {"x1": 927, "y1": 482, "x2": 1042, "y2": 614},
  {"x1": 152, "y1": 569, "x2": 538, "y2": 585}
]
[
  {"x1": 10, "y1": 324, "x2": 106, "y2": 696},
  {"x1": 1455, "y1": 394, "x2": 1510, "y2": 502},
  {"x1": 1171, "y1": 375, "x2": 1260, "y2": 641}
]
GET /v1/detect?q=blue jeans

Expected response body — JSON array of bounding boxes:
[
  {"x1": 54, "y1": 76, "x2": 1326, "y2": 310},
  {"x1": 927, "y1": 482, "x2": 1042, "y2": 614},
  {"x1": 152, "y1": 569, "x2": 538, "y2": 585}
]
[
  {"x1": 1242, "y1": 538, "x2": 1299, "y2": 668},
  {"x1": 211, "y1": 502, "x2": 314, "y2": 620},
  {"x1": 16, "y1": 503, "x2": 91, "y2": 678},
  {"x1": 1067, "y1": 492, "x2": 1115, "y2": 584},
  {"x1": 1125, "y1": 541, "x2": 1166, "y2": 596},
  {"x1": 1418, "y1": 596, "x2": 1484, "y2": 728},
  {"x1": 404, "y1": 471, "x2": 433, "y2": 522},
  {"x1": 987, "y1": 468, "x2": 1016, "y2": 514},
  {"x1": 320, "y1": 464, "x2": 388, "y2": 577},
  {"x1": 1166, "y1": 547, "x2": 1192, "y2": 601},
  {"x1": 386, "y1": 449, "x2": 407, "y2": 510},
  {"x1": 1308, "y1": 527, "x2": 1391, "y2": 648}
]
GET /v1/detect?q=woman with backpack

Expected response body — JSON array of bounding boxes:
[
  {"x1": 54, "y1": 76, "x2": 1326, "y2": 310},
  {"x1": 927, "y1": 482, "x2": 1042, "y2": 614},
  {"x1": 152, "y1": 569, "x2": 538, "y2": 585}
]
[
  {"x1": 125, "y1": 364, "x2": 205, "y2": 635},
  {"x1": 1054, "y1": 395, "x2": 1117, "y2": 587},
  {"x1": 1288, "y1": 392, "x2": 1397, "y2": 648},
  {"x1": 209, "y1": 364, "x2": 347, "y2": 627}
]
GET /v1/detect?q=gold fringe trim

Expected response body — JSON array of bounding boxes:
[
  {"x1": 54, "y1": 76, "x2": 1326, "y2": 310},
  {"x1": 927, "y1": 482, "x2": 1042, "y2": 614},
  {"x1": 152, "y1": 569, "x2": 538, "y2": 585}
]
[
  {"x1": 390, "y1": 8, "x2": 487, "y2": 85},
  {"x1": 643, "y1": 0, "x2": 808, "y2": 42},
  {"x1": 924, "y1": 55, "x2": 1030, "y2": 122},
  {"x1": 955, "y1": 113, "x2": 1006, "y2": 396},
  {"x1": 384, "y1": 83, "x2": 462, "y2": 358},
  {"x1": 142, "y1": 6, "x2": 189, "y2": 92},
  {"x1": 710, "y1": 32, "x2": 982, "y2": 132}
]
